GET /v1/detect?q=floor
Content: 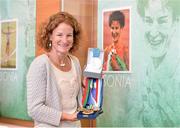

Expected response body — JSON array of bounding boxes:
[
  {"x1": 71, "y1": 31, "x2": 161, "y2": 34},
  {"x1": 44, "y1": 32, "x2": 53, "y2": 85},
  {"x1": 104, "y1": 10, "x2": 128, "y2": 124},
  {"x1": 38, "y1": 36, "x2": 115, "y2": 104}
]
[{"x1": 0, "y1": 123, "x2": 29, "y2": 128}]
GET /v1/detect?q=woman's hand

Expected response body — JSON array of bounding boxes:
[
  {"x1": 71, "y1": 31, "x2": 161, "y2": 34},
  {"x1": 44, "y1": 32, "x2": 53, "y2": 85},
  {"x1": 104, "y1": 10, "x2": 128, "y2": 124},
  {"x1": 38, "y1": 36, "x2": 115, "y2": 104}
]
[
  {"x1": 70, "y1": 111, "x2": 78, "y2": 121},
  {"x1": 82, "y1": 76, "x2": 87, "y2": 88},
  {"x1": 111, "y1": 54, "x2": 120, "y2": 70},
  {"x1": 61, "y1": 111, "x2": 78, "y2": 121}
]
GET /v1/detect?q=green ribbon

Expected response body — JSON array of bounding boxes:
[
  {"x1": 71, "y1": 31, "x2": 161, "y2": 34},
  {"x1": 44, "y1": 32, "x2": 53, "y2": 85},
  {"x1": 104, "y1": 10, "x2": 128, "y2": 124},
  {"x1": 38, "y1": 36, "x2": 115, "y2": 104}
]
[{"x1": 108, "y1": 55, "x2": 127, "y2": 71}]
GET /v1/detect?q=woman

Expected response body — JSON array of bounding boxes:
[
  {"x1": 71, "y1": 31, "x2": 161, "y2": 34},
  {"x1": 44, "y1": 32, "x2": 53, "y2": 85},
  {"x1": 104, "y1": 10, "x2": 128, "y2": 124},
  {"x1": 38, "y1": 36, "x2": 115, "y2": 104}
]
[
  {"x1": 127, "y1": 0, "x2": 180, "y2": 126},
  {"x1": 104, "y1": 11, "x2": 129, "y2": 71},
  {"x1": 27, "y1": 12, "x2": 82, "y2": 127}
]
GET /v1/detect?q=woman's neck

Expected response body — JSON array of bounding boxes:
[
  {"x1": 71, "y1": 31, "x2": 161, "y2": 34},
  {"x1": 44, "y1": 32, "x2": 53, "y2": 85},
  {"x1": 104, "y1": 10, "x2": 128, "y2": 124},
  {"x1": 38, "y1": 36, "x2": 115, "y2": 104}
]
[
  {"x1": 152, "y1": 54, "x2": 166, "y2": 69},
  {"x1": 47, "y1": 51, "x2": 69, "y2": 67}
]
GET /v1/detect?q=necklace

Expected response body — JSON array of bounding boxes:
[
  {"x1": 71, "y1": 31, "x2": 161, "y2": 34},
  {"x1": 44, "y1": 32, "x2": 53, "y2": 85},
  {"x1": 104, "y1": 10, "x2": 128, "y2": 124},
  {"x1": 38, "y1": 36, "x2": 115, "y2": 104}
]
[
  {"x1": 60, "y1": 61, "x2": 65, "y2": 67},
  {"x1": 47, "y1": 53, "x2": 67, "y2": 67},
  {"x1": 59, "y1": 57, "x2": 67, "y2": 67}
]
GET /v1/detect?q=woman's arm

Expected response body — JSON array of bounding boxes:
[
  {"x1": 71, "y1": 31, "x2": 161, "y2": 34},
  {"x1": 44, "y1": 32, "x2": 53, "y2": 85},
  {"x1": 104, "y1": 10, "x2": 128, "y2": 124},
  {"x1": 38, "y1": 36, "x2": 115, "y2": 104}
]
[{"x1": 27, "y1": 57, "x2": 61, "y2": 126}]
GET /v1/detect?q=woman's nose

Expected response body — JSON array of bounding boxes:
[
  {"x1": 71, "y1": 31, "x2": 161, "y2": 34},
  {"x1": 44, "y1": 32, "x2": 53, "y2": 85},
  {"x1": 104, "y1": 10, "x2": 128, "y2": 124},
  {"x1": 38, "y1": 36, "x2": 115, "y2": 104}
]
[
  {"x1": 61, "y1": 36, "x2": 68, "y2": 42},
  {"x1": 149, "y1": 30, "x2": 159, "y2": 38},
  {"x1": 149, "y1": 22, "x2": 160, "y2": 37}
]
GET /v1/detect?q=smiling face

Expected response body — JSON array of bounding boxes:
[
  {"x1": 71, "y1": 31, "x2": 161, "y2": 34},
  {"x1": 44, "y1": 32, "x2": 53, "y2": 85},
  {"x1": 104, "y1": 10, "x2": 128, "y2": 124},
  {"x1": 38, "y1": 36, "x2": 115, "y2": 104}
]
[
  {"x1": 110, "y1": 20, "x2": 122, "y2": 43},
  {"x1": 50, "y1": 22, "x2": 73, "y2": 55},
  {"x1": 144, "y1": 0, "x2": 175, "y2": 58}
]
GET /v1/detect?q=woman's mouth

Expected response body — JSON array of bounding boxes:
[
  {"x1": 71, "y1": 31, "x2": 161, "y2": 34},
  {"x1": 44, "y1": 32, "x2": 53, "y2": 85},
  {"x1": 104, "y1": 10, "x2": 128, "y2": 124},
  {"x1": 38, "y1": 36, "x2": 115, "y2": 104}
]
[
  {"x1": 57, "y1": 43, "x2": 70, "y2": 47},
  {"x1": 149, "y1": 39, "x2": 162, "y2": 46},
  {"x1": 146, "y1": 33, "x2": 165, "y2": 47}
]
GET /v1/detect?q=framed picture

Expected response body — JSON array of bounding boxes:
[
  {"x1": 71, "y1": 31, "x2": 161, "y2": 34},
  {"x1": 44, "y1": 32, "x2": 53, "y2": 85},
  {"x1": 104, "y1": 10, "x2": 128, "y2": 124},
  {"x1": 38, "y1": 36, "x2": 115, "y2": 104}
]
[
  {"x1": 102, "y1": 7, "x2": 131, "y2": 73},
  {"x1": 0, "y1": 19, "x2": 18, "y2": 70}
]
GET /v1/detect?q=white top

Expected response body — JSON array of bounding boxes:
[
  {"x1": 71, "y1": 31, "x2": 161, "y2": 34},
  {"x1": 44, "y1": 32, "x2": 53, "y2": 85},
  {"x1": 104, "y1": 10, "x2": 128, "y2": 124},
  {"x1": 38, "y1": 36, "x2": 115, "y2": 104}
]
[{"x1": 50, "y1": 57, "x2": 81, "y2": 127}]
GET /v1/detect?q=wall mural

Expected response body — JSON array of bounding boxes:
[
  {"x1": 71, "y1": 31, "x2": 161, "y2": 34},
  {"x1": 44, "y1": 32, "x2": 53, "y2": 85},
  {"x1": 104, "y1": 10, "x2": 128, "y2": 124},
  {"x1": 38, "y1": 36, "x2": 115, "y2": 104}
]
[
  {"x1": 0, "y1": 0, "x2": 35, "y2": 120},
  {"x1": 97, "y1": 0, "x2": 180, "y2": 127}
]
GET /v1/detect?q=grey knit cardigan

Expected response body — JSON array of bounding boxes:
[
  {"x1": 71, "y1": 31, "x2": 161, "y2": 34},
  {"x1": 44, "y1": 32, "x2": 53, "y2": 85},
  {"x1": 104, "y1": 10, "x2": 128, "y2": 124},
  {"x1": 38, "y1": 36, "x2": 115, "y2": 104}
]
[{"x1": 27, "y1": 54, "x2": 82, "y2": 127}]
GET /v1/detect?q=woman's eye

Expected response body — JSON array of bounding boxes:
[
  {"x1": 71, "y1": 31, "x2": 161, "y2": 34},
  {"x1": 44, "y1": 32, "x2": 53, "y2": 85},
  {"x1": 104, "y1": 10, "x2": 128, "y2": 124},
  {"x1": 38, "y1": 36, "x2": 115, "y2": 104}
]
[
  {"x1": 67, "y1": 34, "x2": 73, "y2": 37},
  {"x1": 158, "y1": 16, "x2": 168, "y2": 24},
  {"x1": 144, "y1": 17, "x2": 153, "y2": 24},
  {"x1": 58, "y1": 34, "x2": 63, "y2": 37},
  {"x1": 111, "y1": 27, "x2": 115, "y2": 30},
  {"x1": 158, "y1": 20, "x2": 167, "y2": 24}
]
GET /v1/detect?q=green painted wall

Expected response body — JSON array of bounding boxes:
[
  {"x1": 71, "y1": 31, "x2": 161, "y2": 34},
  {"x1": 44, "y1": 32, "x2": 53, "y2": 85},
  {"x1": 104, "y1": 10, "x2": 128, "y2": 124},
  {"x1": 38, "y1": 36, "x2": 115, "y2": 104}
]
[
  {"x1": 97, "y1": 0, "x2": 180, "y2": 127},
  {"x1": 0, "y1": 0, "x2": 36, "y2": 120}
]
